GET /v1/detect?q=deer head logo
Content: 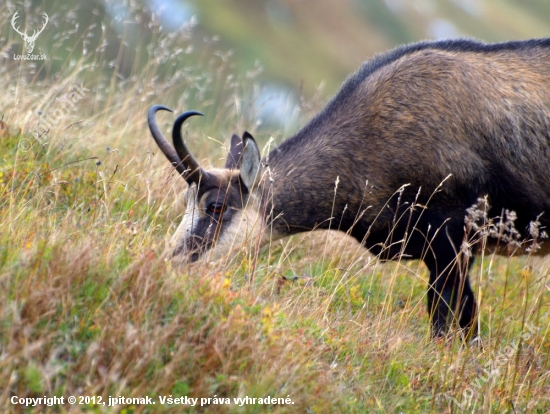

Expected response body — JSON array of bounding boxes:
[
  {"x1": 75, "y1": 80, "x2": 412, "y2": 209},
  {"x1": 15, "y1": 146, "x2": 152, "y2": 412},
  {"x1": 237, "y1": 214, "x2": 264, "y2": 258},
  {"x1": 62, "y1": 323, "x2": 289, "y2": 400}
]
[{"x1": 11, "y1": 11, "x2": 49, "y2": 54}]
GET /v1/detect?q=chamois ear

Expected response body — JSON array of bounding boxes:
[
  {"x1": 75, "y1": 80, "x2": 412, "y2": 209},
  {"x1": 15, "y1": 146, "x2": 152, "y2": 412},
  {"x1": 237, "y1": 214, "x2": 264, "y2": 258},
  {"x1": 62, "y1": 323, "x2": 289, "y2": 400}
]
[
  {"x1": 225, "y1": 134, "x2": 243, "y2": 169},
  {"x1": 240, "y1": 131, "x2": 261, "y2": 189}
]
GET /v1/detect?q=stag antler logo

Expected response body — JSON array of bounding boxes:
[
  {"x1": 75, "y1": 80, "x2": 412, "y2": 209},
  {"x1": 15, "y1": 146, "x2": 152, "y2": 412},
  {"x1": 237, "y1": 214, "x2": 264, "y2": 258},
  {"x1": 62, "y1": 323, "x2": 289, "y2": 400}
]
[{"x1": 11, "y1": 11, "x2": 49, "y2": 54}]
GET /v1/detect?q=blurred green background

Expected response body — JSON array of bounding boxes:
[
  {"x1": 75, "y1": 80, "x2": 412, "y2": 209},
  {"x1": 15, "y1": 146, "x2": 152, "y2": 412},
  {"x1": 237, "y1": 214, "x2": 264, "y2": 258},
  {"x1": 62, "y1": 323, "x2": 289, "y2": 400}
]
[
  {"x1": 188, "y1": 0, "x2": 550, "y2": 93},
  {"x1": 3, "y1": 0, "x2": 550, "y2": 128}
]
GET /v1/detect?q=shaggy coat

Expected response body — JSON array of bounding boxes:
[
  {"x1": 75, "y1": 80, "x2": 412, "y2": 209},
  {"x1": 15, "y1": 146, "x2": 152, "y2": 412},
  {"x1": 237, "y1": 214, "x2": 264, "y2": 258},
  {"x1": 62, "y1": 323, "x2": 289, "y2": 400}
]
[{"x1": 149, "y1": 38, "x2": 550, "y2": 338}]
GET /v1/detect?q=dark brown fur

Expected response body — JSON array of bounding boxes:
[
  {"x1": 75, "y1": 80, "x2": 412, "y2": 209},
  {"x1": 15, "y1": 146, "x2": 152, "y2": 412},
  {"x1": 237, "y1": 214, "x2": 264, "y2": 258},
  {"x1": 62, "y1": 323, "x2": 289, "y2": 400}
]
[{"x1": 255, "y1": 38, "x2": 550, "y2": 338}]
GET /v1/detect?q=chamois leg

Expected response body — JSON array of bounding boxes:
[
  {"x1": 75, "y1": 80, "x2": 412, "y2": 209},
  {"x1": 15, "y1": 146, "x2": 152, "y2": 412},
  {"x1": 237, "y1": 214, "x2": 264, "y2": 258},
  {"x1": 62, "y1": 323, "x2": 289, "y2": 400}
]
[{"x1": 425, "y1": 243, "x2": 478, "y2": 339}]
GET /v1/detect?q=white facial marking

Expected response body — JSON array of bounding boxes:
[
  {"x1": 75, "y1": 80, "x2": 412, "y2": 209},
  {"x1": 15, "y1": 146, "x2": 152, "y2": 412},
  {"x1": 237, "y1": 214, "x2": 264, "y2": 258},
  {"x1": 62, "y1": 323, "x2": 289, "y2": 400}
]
[
  {"x1": 205, "y1": 200, "x2": 267, "y2": 261},
  {"x1": 172, "y1": 185, "x2": 199, "y2": 253}
]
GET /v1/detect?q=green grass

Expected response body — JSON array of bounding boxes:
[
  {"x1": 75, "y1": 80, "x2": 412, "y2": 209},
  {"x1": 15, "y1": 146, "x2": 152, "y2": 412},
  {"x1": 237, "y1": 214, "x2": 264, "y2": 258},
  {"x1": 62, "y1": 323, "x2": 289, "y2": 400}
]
[
  {"x1": 1, "y1": 2, "x2": 550, "y2": 413},
  {"x1": 1, "y1": 125, "x2": 550, "y2": 413}
]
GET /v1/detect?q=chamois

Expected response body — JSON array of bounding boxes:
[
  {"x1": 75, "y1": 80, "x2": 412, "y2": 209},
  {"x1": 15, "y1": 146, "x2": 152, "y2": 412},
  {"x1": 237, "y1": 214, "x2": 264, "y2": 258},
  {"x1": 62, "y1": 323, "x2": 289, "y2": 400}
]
[{"x1": 148, "y1": 38, "x2": 550, "y2": 338}]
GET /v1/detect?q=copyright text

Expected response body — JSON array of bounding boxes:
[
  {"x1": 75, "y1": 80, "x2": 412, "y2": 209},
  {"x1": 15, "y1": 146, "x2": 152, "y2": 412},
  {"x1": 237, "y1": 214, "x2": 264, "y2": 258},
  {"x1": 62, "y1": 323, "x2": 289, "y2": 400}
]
[{"x1": 11, "y1": 394, "x2": 294, "y2": 407}]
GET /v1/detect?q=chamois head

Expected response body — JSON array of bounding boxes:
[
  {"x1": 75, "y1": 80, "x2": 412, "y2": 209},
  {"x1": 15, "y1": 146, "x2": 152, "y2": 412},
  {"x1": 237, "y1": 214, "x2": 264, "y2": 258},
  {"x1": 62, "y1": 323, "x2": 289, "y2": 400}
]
[{"x1": 148, "y1": 105, "x2": 265, "y2": 262}]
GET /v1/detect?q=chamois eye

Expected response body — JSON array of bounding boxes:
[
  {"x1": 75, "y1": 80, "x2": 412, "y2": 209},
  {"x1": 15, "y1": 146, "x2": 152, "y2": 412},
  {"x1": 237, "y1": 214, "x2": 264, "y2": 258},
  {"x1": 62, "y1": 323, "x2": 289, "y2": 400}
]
[{"x1": 208, "y1": 203, "x2": 225, "y2": 215}]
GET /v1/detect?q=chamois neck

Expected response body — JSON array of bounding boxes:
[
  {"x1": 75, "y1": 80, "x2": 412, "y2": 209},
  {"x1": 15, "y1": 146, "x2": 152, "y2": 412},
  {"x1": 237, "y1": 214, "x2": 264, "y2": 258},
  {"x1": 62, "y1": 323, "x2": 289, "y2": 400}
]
[{"x1": 257, "y1": 145, "x2": 362, "y2": 238}]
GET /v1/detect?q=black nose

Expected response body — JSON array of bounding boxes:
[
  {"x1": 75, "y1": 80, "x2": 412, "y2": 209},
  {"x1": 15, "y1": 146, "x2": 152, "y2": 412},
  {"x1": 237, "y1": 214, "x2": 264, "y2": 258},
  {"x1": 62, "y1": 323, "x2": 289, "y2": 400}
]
[
  {"x1": 171, "y1": 247, "x2": 201, "y2": 263},
  {"x1": 171, "y1": 244, "x2": 185, "y2": 258},
  {"x1": 172, "y1": 240, "x2": 203, "y2": 262}
]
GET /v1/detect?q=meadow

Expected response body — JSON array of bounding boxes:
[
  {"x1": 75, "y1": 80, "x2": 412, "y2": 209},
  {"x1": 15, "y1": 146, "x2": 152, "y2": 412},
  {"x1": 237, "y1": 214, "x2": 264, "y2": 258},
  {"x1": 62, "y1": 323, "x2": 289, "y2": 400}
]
[{"x1": 1, "y1": 2, "x2": 549, "y2": 413}]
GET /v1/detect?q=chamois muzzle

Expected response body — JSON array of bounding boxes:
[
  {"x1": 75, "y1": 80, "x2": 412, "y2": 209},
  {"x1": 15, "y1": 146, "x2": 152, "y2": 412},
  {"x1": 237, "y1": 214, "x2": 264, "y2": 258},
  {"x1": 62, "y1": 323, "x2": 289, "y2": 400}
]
[{"x1": 147, "y1": 105, "x2": 208, "y2": 185}]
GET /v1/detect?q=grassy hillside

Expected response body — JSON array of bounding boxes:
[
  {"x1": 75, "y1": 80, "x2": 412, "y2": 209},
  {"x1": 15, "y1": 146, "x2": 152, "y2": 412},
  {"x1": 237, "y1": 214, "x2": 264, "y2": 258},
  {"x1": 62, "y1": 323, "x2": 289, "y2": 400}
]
[{"x1": 1, "y1": 1, "x2": 550, "y2": 413}]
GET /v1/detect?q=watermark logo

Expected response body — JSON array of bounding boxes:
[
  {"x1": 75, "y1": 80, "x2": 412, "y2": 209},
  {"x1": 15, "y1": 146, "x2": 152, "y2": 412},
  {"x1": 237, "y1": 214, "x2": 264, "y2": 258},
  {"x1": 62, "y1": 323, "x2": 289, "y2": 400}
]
[
  {"x1": 11, "y1": 10, "x2": 48, "y2": 60},
  {"x1": 32, "y1": 84, "x2": 90, "y2": 146},
  {"x1": 439, "y1": 317, "x2": 546, "y2": 410},
  {"x1": 18, "y1": 83, "x2": 89, "y2": 152}
]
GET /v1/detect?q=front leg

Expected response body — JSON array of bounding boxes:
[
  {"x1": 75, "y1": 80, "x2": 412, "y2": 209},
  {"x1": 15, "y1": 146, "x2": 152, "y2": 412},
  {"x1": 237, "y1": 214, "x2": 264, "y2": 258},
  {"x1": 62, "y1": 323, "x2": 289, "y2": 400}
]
[{"x1": 425, "y1": 237, "x2": 478, "y2": 338}]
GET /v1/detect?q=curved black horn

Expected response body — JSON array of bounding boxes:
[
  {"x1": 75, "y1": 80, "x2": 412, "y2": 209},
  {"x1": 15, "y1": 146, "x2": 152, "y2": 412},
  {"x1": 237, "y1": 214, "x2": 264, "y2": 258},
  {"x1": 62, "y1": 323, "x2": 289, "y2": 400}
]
[
  {"x1": 148, "y1": 105, "x2": 187, "y2": 176},
  {"x1": 172, "y1": 110, "x2": 208, "y2": 185}
]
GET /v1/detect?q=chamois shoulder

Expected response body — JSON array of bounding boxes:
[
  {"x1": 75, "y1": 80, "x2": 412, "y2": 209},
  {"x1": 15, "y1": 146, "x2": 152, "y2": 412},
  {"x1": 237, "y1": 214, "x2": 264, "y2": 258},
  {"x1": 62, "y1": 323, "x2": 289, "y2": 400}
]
[
  {"x1": 277, "y1": 37, "x2": 550, "y2": 154},
  {"x1": 348, "y1": 37, "x2": 550, "y2": 94}
]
